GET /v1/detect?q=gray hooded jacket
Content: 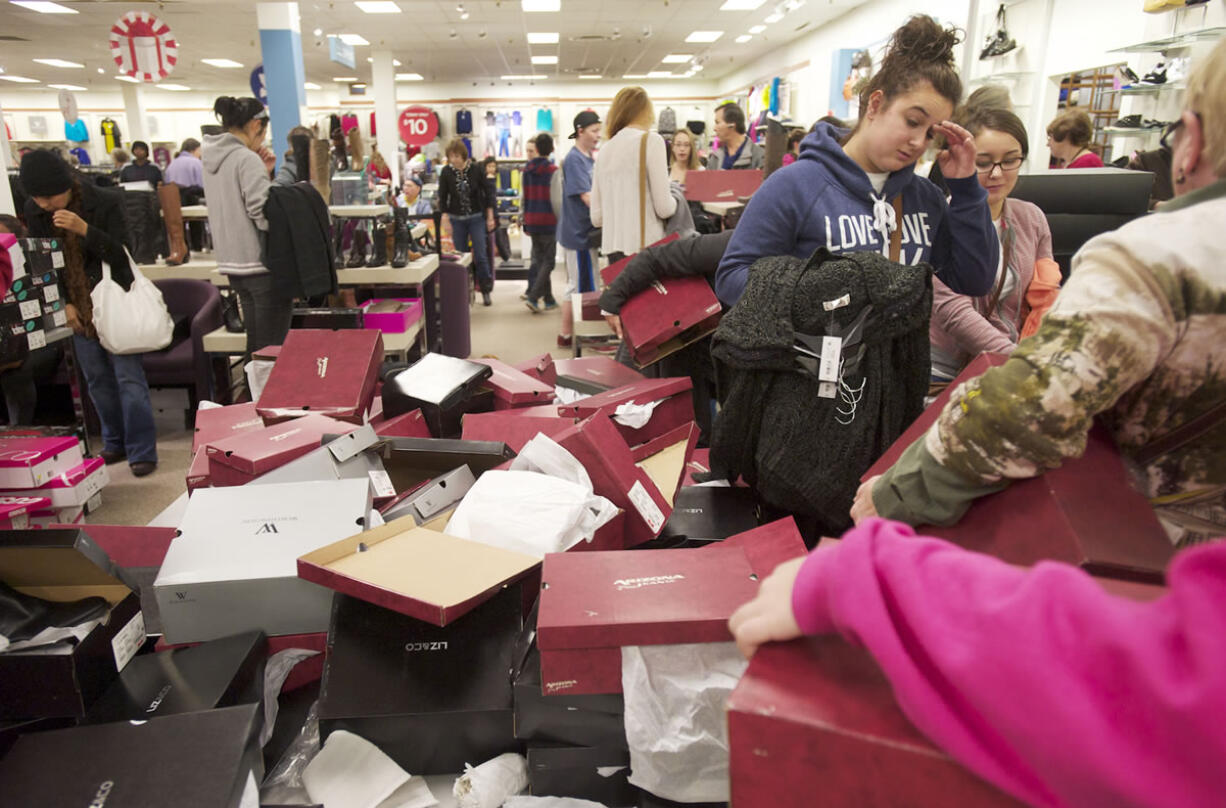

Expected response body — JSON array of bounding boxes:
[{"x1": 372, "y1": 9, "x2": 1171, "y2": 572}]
[{"x1": 201, "y1": 132, "x2": 272, "y2": 276}]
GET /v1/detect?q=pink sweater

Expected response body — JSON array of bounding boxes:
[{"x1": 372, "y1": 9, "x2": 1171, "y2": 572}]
[{"x1": 791, "y1": 518, "x2": 1226, "y2": 808}]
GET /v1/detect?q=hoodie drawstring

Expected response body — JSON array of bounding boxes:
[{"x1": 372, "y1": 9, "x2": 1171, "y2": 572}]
[{"x1": 870, "y1": 193, "x2": 896, "y2": 255}]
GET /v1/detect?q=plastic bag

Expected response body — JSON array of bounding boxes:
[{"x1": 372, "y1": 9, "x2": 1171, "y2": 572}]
[
  {"x1": 621, "y1": 642, "x2": 748, "y2": 803},
  {"x1": 89, "y1": 249, "x2": 174, "y2": 354},
  {"x1": 245, "y1": 359, "x2": 276, "y2": 402}
]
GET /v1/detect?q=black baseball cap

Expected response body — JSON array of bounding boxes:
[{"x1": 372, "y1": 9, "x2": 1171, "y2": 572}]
[{"x1": 569, "y1": 110, "x2": 601, "y2": 139}]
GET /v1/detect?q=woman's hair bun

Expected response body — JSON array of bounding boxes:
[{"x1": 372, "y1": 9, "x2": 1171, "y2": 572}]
[
  {"x1": 887, "y1": 15, "x2": 961, "y2": 69},
  {"x1": 213, "y1": 96, "x2": 236, "y2": 119}
]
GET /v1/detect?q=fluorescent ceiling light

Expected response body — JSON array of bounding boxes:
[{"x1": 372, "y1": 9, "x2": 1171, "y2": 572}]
[
  {"x1": 521, "y1": 0, "x2": 560, "y2": 11},
  {"x1": 531, "y1": 55, "x2": 558, "y2": 65},
  {"x1": 719, "y1": 0, "x2": 766, "y2": 8},
  {"x1": 0, "y1": 75, "x2": 40, "y2": 83},
  {"x1": 157, "y1": 84, "x2": 191, "y2": 91},
  {"x1": 202, "y1": 58, "x2": 244, "y2": 68},
  {"x1": 501, "y1": 74, "x2": 546, "y2": 80},
  {"x1": 338, "y1": 33, "x2": 369, "y2": 45},
  {"x1": 48, "y1": 83, "x2": 87, "y2": 91},
  {"x1": 749, "y1": 24, "x2": 766, "y2": 33},
  {"x1": 396, "y1": 72, "x2": 424, "y2": 81},
  {"x1": 623, "y1": 73, "x2": 647, "y2": 79},
  {"x1": 355, "y1": 1, "x2": 401, "y2": 12},
  {"x1": 333, "y1": 76, "x2": 359, "y2": 82},
  {"x1": 662, "y1": 54, "x2": 693, "y2": 63},
  {"x1": 685, "y1": 31, "x2": 723, "y2": 43},
  {"x1": 764, "y1": 12, "x2": 783, "y2": 22},
  {"x1": 352, "y1": 83, "x2": 367, "y2": 88},
  {"x1": 527, "y1": 32, "x2": 559, "y2": 44},
  {"x1": 691, "y1": 64, "x2": 704, "y2": 71},
  {"x1": 114, "y1": 75, "x2": 140, "y2": 83},
  {"x1": 735, "y1": 34, "x2": 752, "y2": 43},
  {"x1": 578, "y1": 74, "x2": 601, "y2": 79},
  {"x1": 304, "y1": 81, "x2": 322, "y2": 89},
  {"x1": 784, "y1": 0, "x2": 805, "y2": 10},
  {"x1": 10, "y1": 1, "x2": 78, "y2": 13},
  {"x1": 33, "y1": 58, "x2": 83, "y2": 68},
  {"x1": 647, "y1": 71, "x2": 673, "y2": 78},
  {"x1": 366, "y1": 57, "x2": 401, "y2": 65}
]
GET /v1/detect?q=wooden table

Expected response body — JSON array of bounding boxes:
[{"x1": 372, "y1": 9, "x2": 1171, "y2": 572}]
[
  {"x1": 702, "y1": 200, "x2": 745, "y2": 216},
  {"x1": 139, "y1": 253, "x2": 440, "y2": 290},
  {"x1": 179, "y1": 204, "x2": 392, "y2": 220},
  {"x1": 203, "y1": 319, "x2": 421, "y2": 360}
]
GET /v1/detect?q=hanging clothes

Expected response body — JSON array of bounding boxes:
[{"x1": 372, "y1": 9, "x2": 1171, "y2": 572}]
[
  {"x1": 369, "y1": 111, "x2": 377, "y2": 137},
  {"x1": 70, "y1": 147, "x2": 91, "y2": 166},
  {"x1": 658, "y1": 107, "x2": 677, "y2": 135},
  {"x1": 457, "y1": 108, "x2": 473, "y2": 134},
  {"x1": 64, "y1": 119, "x2": 89, "y2": 143},
  {"x1": 341, "y1": 113, "x2": 360, "y2": 135},
  {"x1": 100, "y1": 118, "x2": 122, "y2": 153},
  {"x1": 536, "y1": 108, "x2": 553, "y2": 133}
]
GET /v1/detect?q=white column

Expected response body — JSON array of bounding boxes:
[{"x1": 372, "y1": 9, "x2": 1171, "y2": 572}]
[
  {"x1": 0, "y1": 102, "x2": 15, "y2": 215},
  {"x1": 372, "y1": 49, "x2": 399, "y2": 190},
  {"x1": 121, "y1": 82, "x2": 149, "y2": 143}
]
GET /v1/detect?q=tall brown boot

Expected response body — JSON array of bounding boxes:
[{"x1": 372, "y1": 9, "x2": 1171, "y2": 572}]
[
  {"x1": 158, "y1": 182, "x2": 189, "y2": 266},
  {"x1": 310, "y1": 138, "x2": 332, "y2": 203}
]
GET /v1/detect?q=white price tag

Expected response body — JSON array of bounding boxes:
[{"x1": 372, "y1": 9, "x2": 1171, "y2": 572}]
[
  {"x1": 368, "y1": 469, "x2": 396, "y2": 499},
  {"x1": 111, "y1": 611, "x2": 146, "y2": 672},
  {"x1": 42, "y1": 285, "x2": 60, "y2": 303},
  {"x1": 822, "y1": 293, "x2": 850, "y2": 312},
  {"x1": 627, "y1": 480, "x2": 666, "y2": 533},
  {"x1": 26, "y1": 330, "x2": 46, "y2": 350},
  {"x1": 85, "y1": 491, "x2": 103, "y2": 513},
  {"x1": 818, "y1": 336, "x2": 842, "y2": 383},
  {"x1": 818, "y1": 381, "x2": 838, "y2": 399},
  {"x1": 50, "y1": 310, "x2": 67, "y2": 327},
  {"x1": 7, "y1": 514, "x2": 29, "y2": 530},
  {"x1": 51, "y1": 251, "x2": 65, "y2": 269},
  {"x1": 19, "y1": 300, "x2": 40, "y2": 321}
]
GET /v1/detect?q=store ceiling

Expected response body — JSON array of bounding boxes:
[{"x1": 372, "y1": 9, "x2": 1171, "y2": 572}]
[{"x1": 0, "y1": 0, "x2": 866, "y2": 94}]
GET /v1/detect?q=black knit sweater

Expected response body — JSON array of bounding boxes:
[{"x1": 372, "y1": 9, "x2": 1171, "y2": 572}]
[{"x1": 709, "y1": 247, "x2": 932, "y2": 536}]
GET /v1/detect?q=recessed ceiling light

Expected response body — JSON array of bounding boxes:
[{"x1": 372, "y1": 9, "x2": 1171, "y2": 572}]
[
  {"x1": 0, "y1": 75, "x2": 40, "y2": 83},
  {"x1": 10, "y1": 1, "x2": 78, "y2": 13},
  {"x1": 114, "y1": 75, "x2": 140, "y2": 83},
  {"x1": 735, "y1": 34, "x2": 752, "y2": 43},
  {"x1": 501, "y1": 74, "x2": 547, "y2": 80},
  {"x1": 691, "y1": 64, "x2": 704, "y2": 71},
  {"x1": 684, "y1": 31, "x2": 723, "y2": 43},
  {"x1": 623, "y1": 73, "x2": 647, "y2": 79},
  {"x1": 531, "y1": 55, "x2": 558, "y2": 65},
  {"x1": 578, "y1": 74, "x2": 601, "y2": 80},
  {"x1": 521, "y1": 0, "x2": 560, "y2": 11},
  {"x1": 351, "y1": 83, "x2": 367, "y2": 88},
  {"x1": 333, "y1": 76, "x2": 360, "y2": 82},
  {"x1": 749, "y1": 24, "x2": 766, "y2": 33},
  {"x1": 202, "y1": 58, "x2": 244, "y2": 68},
  {"x1": 395, "y1": 72, "x2": 424, "y2": 81},
  {"x1": 304, "y1": 81, "x2": 322, "y2": 89},
  {"x1": 719, "y1": 0, "x2": 766, "y2": 8},
  {"x1": 48, "y1": 83, "x2": 87, "y2": 91},
  {"x1": 527, "y1": 32, "x2": 559, "y2": 44},
  {"x1": 354, "y1": 1, "x2": 401, "y2": 12},
  {"x1": 647, "y1": 71, "x2": 673, "y2": 78},
  {"x1": 763, "y1": 12, "x2": 783, "y2": 22},
  {"x1": 662, "y1": 54, "x2": 693, "y2": 63},
  {"x1": 338, "y1": 33, "x2": 369, "y2": 46},
  {"x1": 157, "y1": 84, "x2": 191, "y2": 91},
  {"x1": 313, "y1": 27, "x2": 324, "y2": 36},
  {"x1": 96, "y1": 67, "x2": 105, "y2": 74},
  {"x1": 33, "y1": 58, "x2": 83, "y2": 68}
]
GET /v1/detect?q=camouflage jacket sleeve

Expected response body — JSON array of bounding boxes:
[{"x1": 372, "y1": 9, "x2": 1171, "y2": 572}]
[{"x1": 874, "y1": 230, "x2": 1179, "y2": 526}]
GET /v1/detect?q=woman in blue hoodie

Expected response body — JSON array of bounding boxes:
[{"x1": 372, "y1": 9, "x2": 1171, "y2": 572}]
[{"x1": 715, "y1": 15, "x2": 998, "y2": 305}]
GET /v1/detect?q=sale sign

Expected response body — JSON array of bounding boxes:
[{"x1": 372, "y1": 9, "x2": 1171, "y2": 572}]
[{"x1": 398, "y1": 106, "x2": 438, "y2": 146}]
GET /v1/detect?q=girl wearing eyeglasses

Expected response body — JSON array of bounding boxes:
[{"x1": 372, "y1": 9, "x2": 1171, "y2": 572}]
[{"x1": 929, "y1": 106, "x2": 1055, "y2": 382}]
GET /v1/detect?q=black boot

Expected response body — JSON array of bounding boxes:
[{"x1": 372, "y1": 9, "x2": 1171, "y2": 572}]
[
  {"x1": 391, "y1": 208, "x2": 411, "y2": 268},
  {"x1": 367, "y1": 222, "x2": 389, "y2": 267},
  {"x1": 346, "y1": 227, "x2": 369, "y2": 268},
  {"x1": 222, "y1": 290, "x2": 244, "y2": 333}
]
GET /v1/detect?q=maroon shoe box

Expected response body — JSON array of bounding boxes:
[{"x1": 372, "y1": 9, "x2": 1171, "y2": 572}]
[
  {"x1": 553, "y1": 356, "x2": 646, "y2": 395},
  {"x1": 865, "y1": 353, "x2": 1174, "y2": 583},
  {"x1": 256, "y1": 329, "x2": 384, "y2": 425},
  {"x1": 682, "y1": 168, "x2": 763, "y2": 203},
  {"x1": 204, "y1": 414, "x2": 358, "y2": 486},
  {"x1": 514, "y1": 353, "x2": 557, "y2": 387},
  {"x1": 472, "y1": 357, "x2": 556, "y2": 410},
  {"x1": 558, "y1": 377, "x2": 694, "y2": 449},
  {"x1": 192, "y1": 402, "x2": 264, "y2": 455},
  {"x1": 461, "y1": 411, "x2": 577, "y2": 454},
  {"x1": 369, "y1": 408, "x2": 433, "y2": 439}
]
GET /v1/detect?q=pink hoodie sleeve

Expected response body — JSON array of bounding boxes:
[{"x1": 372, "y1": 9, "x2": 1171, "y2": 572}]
[
  {"x1": 0, "y1": 232, "x2": 15, "y2": 298},
  {"x1": 931, "y1": 276, "x2": 1016, "y2": 357},
  {"x1": 790, "y1": 518, "x2": 1226, "y2": 808}
]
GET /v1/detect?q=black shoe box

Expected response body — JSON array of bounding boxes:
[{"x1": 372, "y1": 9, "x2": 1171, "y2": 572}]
[
  {"x1": 0, "y1": 716, "x2": 76, "y2": 760},
  {"x1": 83, "y1": 630, "x2": 266, "y2": 724},
  {"x1": 514, "y1": 644, "x2": 626, "y2": 749},
  {"x1": 0, "y1": 703, "x2": 264, "y2": 807},
  {"x1": 528, "y1": 742, "x2": 637, "y2": 807},
  {"x1": 318, "y1": 585, "x2": 524, "y2": 775},
  {"x1": 377, "y1": 435, "x2": 515, "y2": 493},
  {"x1": 657, "y1": 486, "x2": 761, "y2": 545},
  {"x1": 382, "y1": 354, "x2": 494, "y2": 438}
]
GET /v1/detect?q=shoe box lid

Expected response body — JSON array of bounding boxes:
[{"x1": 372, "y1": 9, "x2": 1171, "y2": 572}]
[
  {"x1": 558, "y1": 377, "x2": 694, "y2": 448},
  {"x1": 256, "y1": 329, "x2": 384, "y2": 424},
  {"x1": 461, "y1": 411, "x2": 578, "y2": 454},
  {"x1": 0, "y1": 527, "x2": 134, "y2": 603},
  {"x1": 375, "y1": 435, "x2": 515, "y2": 492},
  {"x1": 471, "y1": 357, "x2": 556, "y2": 408},
  {"x1": 191, "y1": 402, "x2": 264, "y2": 454},
  {"x1": 204, "y1": 413, "x2": 358, "y2": 477},
  {"x1": 553, "y1": 357, "x2": 646, "y2": 395}
]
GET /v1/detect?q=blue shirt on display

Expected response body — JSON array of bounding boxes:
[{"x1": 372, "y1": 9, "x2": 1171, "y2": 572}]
[{"x1": 558, "y1": 146, "x2": 594, "y2": 251}]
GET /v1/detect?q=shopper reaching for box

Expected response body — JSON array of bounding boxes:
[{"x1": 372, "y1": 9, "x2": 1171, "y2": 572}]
[{"x1": 714, "y1": 15, "x2": 998, "y2": 305}]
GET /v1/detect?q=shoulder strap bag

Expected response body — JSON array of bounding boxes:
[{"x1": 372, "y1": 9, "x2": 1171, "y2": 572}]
[{"x1": 89, "y1": 247, "x2": 174, "y2": 354}]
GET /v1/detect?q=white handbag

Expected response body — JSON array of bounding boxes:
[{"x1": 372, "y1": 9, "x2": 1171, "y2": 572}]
[{"x1": 89, "y1": 248, "x2": 174, "y2": 355}]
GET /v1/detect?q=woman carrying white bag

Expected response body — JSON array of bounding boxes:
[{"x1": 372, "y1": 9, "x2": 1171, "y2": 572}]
[{"x1": 22, "y1": 150, "x2": 162, "y2": 477}]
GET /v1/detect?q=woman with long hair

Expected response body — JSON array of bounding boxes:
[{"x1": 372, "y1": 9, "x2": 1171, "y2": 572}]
[
  {"x1": 21, "y1": 150, "x2": 158, "y2": 477},
  {"x1": 590, "y1": 86, "x2": 677, "y2": 262},
  {"x1": 668, "y1": 128, "x2": 703, "y2": 184}
]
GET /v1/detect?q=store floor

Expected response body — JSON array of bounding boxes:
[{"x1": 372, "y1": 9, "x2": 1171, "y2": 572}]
[{"x1": 84, "y1": 261, "x2": 580, "y2": 528}]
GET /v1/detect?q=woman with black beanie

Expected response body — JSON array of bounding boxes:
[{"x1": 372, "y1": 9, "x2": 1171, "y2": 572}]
[{"x1": 20, "y1": 149, "x2": 158, "y2": 477}]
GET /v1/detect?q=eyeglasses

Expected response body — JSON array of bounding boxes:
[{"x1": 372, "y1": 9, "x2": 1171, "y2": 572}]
[
  {"x1": 1160, "y1": 113, "x2": 1200, "y2": 150},
  {"x1": 975, "y1": 157, "x2": 1024, "y2": 174}
]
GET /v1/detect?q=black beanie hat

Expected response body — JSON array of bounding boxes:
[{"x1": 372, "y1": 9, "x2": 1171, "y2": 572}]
[{"x1": 20, "y1": 150, "x2": 74, "y2": 197}]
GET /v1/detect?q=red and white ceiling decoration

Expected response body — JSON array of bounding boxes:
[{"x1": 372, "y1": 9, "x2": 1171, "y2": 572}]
[{"x1": 109, "y1": 11, "x2": 178, "y2": 82}]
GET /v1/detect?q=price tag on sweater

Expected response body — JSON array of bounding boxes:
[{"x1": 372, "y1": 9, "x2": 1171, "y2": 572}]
[
  {"x1": 819, "y1": 336, "x2": 842, "y2": 383},
  {"x1": 818, "y1": 382, "x2": 837, "y2": 399}
]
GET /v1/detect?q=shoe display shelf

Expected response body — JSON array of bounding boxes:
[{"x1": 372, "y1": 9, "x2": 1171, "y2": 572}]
[{"x1": 1108, "y1": 26, "x2": 1225, "y2": 54}]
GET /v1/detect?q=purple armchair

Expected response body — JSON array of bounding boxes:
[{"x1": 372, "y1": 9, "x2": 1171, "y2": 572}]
[{"x1": 143, "y1": 279, "x2": 223, "y2": 418}]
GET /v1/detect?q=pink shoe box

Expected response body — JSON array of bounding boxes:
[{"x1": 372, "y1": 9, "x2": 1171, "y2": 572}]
[
  {"x1": 0, "y1": 457, "x2": 110, "y2": 509},
  {"x1": 0, "y1": 495, "x2": 52, "y2": 530},
  {"x1": 359, "y1": 298, "x2": 424, "y2": 334},
  {"x1": 0, "y1": 436, "x2": 83, "y2": 489},
  {"x1": 30, "y1": 504, "x2": 85, "y2": 527}
]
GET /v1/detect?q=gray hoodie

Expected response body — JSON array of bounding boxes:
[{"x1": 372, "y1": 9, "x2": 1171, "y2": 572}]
[{"x1": 202, "y1": 132, "x2": 272, "y2": 276}]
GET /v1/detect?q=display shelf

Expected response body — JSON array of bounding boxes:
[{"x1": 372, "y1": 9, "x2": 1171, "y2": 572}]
[
  {"x1": 1103, "y1": 127, "x2": 1163, "y2": 138},
  {"x1": 969, "y1": 70, "x2": 1033, "y2": 83},
  {"x1": 1120, "y1": 81, "x2": 1186, "y2": 96},
  {"x1": 1109, "y1": 26, "x2": 1225, "y2": 54}
]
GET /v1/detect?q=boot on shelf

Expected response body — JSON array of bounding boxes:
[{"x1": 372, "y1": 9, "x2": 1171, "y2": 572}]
[
  {"x1": 367, "y1": 221, "x2": 389, "y2": 267},
  {"x1": 391, "y1": 207, "x2": 411, "y2": 268},
  {"x1": 346, "y1": 227, "x2": 369, "y2": 268},
  {"x1": 158, "y1": 182, "x2": 190, "y2": 266},
  {"x1": 310, "y1": 138, "x2": 332, "y2": 204}
]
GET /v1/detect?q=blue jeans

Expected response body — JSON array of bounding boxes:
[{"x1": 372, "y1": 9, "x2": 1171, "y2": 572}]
[
  {"x1": 450, "y1": 213, "x2": 492, "y2": 293},
  {"x1": 73, "y1": 335, "x2": 158, "y2": 464}
]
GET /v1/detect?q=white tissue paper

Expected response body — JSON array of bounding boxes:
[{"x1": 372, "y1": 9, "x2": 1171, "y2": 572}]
[
  {"x1": 611, "y1": 399, "x2": 663, "y2": 430},
  {"x1": 503, "y1": 797, "x2": 609, "y2": 808},
  {"x1": 452, "y1": 752, "x2": 528, "y2": 808},
  {"x1": 445, "y1": 436, "x2": 618, "y2": 558},
  {"x1": 375, "y1": 776, "x2": 438, "y2": 808},
  {"x1": 302, "y1": 730, "x2": 411, "y2": 808},
  {"x1": 554, "y1": 385, "x2": 589, "y2": 405},
  {"x1": 197, "y1": 400, "x2": 223, "y2": 411},
  {"x1": 244, "y1": 359, "x2": 276, "y2": 403},
  {"x1": 622, "y1": 642, "x2": 749, "y2": 804}
]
